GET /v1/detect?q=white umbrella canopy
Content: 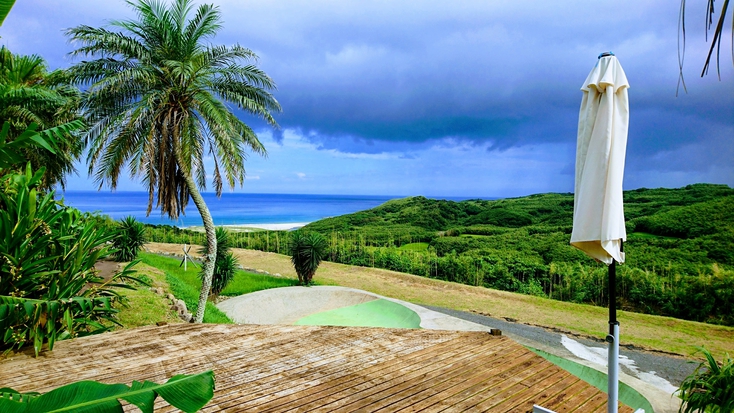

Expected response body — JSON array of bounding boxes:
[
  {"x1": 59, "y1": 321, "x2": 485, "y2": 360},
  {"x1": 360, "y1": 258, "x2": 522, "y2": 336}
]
[
  {"x1": 570, "y1": 54, "x2": 629, "y2": 265},
  {"x1": 570, "y1": 52, "x2": 630, "y2": 413}
]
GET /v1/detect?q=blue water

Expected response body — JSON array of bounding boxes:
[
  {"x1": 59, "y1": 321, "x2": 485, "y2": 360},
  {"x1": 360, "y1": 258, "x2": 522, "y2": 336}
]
[{"x1": 57, "y1": 191, "x2": 400, "y2": 227}]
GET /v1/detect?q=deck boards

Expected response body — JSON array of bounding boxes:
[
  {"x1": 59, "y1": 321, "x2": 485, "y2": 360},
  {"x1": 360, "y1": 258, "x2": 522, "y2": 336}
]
[{"x1": 0, "y1": 324, "x2": 632, "y2": 412}]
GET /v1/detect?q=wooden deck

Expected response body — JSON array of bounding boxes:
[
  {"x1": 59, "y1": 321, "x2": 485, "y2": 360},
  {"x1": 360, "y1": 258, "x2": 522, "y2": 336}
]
[{"x1": 0, "y1": 324, "x2": 632, "y2": 412}]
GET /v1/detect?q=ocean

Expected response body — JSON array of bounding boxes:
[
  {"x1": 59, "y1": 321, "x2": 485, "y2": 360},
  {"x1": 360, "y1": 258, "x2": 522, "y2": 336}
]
[{"x1": 57, "y1": 191, "x2": 400, "y2": 227}]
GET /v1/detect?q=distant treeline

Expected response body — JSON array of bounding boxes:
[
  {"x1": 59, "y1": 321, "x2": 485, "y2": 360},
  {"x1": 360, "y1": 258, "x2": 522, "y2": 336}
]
[{"x1": 145, "y1": 184, "x2": 734, "y2": 326}]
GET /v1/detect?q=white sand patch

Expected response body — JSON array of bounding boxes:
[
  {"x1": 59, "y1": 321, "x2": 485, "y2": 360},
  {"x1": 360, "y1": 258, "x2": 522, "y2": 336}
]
[
  {"x1": 561, "y1": 335, "x2": 678, "y2": 394},
  {"x1": 186, "y1": 223, "x2": 309, "y2": 232},
  {"x1": 221, "y1": 222, "x2": 310, "y2": 231}
]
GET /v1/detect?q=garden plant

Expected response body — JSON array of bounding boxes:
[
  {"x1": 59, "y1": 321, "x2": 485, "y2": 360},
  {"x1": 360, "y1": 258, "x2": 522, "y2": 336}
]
[
  {"x1": 290, "y1": 231, "x2": 327, "y2": 285},
  {"x1": 114, "y1": 216, "x2": 147, "y2": 262}
]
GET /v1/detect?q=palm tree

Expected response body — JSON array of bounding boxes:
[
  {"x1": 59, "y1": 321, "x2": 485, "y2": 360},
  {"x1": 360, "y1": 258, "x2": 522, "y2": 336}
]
[
  {"x1": 0, "y1": 46, "x2": 83, "y2": 189},
  {"x1": 66, "y1": 0, "x2": 280, "y2": 322}
]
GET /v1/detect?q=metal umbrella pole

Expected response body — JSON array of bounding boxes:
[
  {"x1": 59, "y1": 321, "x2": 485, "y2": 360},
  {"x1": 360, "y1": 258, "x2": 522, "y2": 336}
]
[{"x1": 607, "y1": 257, "x2": 619, "y2": 413}]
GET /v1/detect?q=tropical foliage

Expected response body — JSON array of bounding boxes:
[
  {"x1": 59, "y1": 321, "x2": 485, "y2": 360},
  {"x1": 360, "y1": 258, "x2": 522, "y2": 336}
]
[
  {"x1": 0, "y1": 163, "x2": 139, "y2": 355},
  {"x1": 114, "y1": 216, "x2": 147, "y2": 262},
  {"x1": 290, "y1": 231, "x2": 327, "y2": 285},
  {"x1": 677, "y1": 347, "x2": 734, "y2": 413},
  {"x1": 0, "y1": 370, "x2": 215, "y2": 413},
  {"x1": 0, "y1": 46, "x2": 83, "y2": 189},
  {"x1": 66, "y1": 0, "x2": 280, "y2": 322},
  {"x1": 199, "y1": 227, "x2": 237, "y2": 299}
]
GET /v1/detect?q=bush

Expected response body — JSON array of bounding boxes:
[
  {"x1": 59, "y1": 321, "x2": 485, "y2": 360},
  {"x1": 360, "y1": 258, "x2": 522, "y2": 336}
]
[
  {"x1": 0, "y1": 166, "x2": 137, "y2": 355},
  {"x1": 290, "y1": 231, "x2": 327, "y2": 285},
  {"x1": 113, "y1": 216, "x2": 146, "y2": 262},
  {"x1": 199, "y1": 227, "x2": 237, "y2": 299},
  {"x1": 677, "y1": 347, "x2": 734, "y2": 413}
]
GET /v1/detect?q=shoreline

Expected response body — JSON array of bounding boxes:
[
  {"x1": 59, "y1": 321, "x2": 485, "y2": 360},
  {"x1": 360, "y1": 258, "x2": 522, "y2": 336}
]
[{"x1": 186, "y1": 222, "x2": 310, "y2": 232}]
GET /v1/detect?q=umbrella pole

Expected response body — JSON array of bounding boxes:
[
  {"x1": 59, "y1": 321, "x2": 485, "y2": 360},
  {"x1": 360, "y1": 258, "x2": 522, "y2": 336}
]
[{"x1": 607, "y1": 259, "x2": 620, "y2": 413}]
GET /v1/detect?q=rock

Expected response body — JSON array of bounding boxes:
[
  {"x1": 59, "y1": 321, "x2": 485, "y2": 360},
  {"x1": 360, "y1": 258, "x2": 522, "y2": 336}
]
[
  {"x1": 171, "y1": 299, "x2": 188, "y2": 316},
  {"x1": 166, "y1": 293, "x2": 175, "y2": 301},
  {"x1": 180, "y1": 312, "x2": 193, "y2": 323},
  {"x1": 274, "y1": 273, "x2": 281, "y2": 277}
]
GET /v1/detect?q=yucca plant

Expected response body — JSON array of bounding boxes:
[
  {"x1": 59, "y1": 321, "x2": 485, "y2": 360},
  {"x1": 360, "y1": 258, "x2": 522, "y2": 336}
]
[
  {"x1": 289, "y1": 231, "x2": 327, "y2": 285},
  {"x1": 677, "y1": 347, "x2": 734, "y2": 413},
  {"x1": 199, "y1": 227, "x2": 237, "y2": 299},
  {"x1": 114, "y1": 216, "x2": 147, "y2": 262}
]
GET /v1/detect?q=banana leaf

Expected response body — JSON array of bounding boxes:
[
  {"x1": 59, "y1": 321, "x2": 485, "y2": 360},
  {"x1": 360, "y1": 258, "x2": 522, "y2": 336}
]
[
  {"x1": 0, "y1": 370, "x2": 215, "y2": 412},
  {"x1": 0, "y1": 0, "x2": 15, "y2": 27}
]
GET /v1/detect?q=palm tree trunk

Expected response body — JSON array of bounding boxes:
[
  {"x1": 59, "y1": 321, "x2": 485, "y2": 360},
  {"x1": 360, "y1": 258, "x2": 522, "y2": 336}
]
[{"x1": 182, "y1": 172, "x2": 217, "y2": 323}]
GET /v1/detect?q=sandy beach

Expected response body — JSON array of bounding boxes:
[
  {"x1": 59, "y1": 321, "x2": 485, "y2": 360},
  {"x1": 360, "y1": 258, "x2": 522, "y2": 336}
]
[{"x1": 186, "y1": 222, "x2": 310, "y2": 232}]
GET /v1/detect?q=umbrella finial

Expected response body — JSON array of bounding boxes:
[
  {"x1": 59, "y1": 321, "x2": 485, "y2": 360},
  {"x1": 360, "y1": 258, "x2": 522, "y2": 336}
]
[{"x1": 598, "y1": 51, "x2": 615, "y2": 59}]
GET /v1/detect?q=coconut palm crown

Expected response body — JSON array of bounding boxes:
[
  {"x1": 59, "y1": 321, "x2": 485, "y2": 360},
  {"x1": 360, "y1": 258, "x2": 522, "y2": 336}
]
[{"x1": 66, "y1": 0, "x2": 280, "y2": 322}]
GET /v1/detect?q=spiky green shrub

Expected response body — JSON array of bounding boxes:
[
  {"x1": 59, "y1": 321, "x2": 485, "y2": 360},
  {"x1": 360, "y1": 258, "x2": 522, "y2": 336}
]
[
  {"x1": 290, "y1": 231, "x2": 327, "y2": 285},
  {"x1": 114, "y1": 216, "x2": 146, "y2": 262},
  {"x1": 677, "y1": 347, "x2": 734, "y2": 413},
  {"x1": 199, "y1": 227, "x2": 237, "y2": 299},
  {"x1": 0, "y1": 165, "x2": 138, "y2": 355}
]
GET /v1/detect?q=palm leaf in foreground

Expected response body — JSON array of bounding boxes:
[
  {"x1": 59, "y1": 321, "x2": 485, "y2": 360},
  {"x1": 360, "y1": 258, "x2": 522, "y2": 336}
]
[{"x1": 0, "y1": 370, "x2": 215, "y2": 413}]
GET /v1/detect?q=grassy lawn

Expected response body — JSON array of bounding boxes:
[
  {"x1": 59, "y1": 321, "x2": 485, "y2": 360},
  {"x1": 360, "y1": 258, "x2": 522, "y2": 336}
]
[{"x1": 112, "y1": 263, "x2": 182, "y2": 328}]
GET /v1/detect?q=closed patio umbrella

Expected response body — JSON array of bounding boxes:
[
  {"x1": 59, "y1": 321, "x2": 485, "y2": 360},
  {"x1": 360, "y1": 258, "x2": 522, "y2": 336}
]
[{"x1": 570, "y1": 52, "x2": 629, "y2": 413}]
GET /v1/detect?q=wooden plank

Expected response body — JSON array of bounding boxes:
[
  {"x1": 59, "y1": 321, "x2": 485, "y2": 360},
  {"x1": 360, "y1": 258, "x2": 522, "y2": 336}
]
[
  {"x1": 273, "y1": 335, "x2": 505, "y2": 412},
  {"x1": 0, "y1": 324, "x2": 637, "y2": 413},
  {"x1": 226, "y1": 332, "x2": 494, "y2": 411},
  {"x1": 339, "y1": 339, "x2": 523, "y2": 412},
  {"x1": 437, "y1": 357, "x2": 560, "y2": 412},
  {"x1": 359, "y1": 342, "x2": 529, "y2": 412},
  {"x1": 396, "y1": 349, "x2": 547, "y2": 412}
]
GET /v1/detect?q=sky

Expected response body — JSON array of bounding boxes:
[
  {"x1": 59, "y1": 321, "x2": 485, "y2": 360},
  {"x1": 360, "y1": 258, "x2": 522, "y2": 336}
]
[{"x1": 2, "y1": 0, "x2": 732, "y2": 198}]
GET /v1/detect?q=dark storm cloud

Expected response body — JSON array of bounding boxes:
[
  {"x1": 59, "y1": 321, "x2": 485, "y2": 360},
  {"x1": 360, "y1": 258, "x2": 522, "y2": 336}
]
[
  {"x1": 3, "y1": 0, "x2": 732, "y2": 184},
  {"x1": 220, "y1": 0, "x2": 731, "y2": 168}
]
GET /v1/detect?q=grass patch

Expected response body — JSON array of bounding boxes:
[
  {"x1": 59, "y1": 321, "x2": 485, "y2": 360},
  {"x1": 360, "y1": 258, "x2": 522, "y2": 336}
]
[
  {"x1": 139, "y1": 252, "x2": 231, "y2": 323},
  {"x1": 221, "y1": 271, "x2": 299, "y2": 296},
  {"x1": 111, "y1": 263, "x2": 181, "y2": 328},
  {"x1": 398, "y1": 242, "x2": 429, "y2": 252},
  {"x1": 139, "y1": 252, "x2": 299, "y2": 323}
]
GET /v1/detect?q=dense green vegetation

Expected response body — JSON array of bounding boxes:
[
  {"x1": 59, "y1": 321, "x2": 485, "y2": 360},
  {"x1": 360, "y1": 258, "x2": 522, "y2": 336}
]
[{"x1": 147, "y1": 184, "x2": 734, "y2": 326}]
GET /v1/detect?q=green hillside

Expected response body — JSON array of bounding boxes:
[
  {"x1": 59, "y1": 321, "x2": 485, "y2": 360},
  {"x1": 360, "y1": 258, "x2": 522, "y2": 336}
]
[{"x1": 148, "y1": 184, "x2": 734, "y2": 326}]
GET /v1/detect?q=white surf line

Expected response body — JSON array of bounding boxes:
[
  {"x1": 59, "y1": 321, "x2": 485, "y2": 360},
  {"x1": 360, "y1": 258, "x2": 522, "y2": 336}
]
[
  {"x1": 560, "y1": 335, "x2": 678, "y2": 394},
  {"x1": 220, "y1": 222, "x2": 310, "y2": 231}
]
